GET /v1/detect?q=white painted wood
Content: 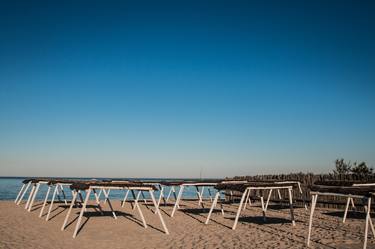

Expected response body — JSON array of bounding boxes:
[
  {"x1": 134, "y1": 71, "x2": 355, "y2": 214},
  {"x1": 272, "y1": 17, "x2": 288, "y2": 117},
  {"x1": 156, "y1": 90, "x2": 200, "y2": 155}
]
[
  {"x1": 104, "y1": 193, "x2": 117, "y2": 219},
  {"x1": 165, "y1": 187, "x2": 174, "y2": 201},
  {"x1": 130, "y1": 190, "x2": 137, "y2": 210},
  {"x1": 196, "y1": 186, "x2": 204, "y2": 208},
  {"x1": 15, "y1": 183, "x2": 26, "y2": 203},
  {"x1": 103, "y1": 189, "x2": 110, "y2": 204},
  {"x1": 97, "y1": 189, "x2": 103, "y2": 202},
  {"x1": 264, "y1": 189, "x2": 273, "y2": 212},
  {"x1": 28, "y1": 183, "x2": 41, "y2": 212},
  {"x1": 122, "y1": 189, "x2": 129, "y2": 207},
  {"x1": 243, "y1": 189, "x2": 251, "y2": 210},
  {"x1": 92, "y1": 189, "x2": 104, "y2": 215},
  {"x1": 61, "y1": 190, "x2": 77, "y2": 231},
  {"x1": 287, "y1": 188, "x2": 295, "y2": 226},
  {"x1": 59, "y1": 184, "x2": 68, "y2": 205},
  {"x1": 46, "y1": 185, "x2": 58, "y2": 221},
  {"x1": 156, "y1": 186, "x2": 164, "y2": 208},
  {"x1": 307, "y1": 194, "x2": 318, "y2": 247},
  {"x1": 364, "y1": 202, "x2": 375, "y2": 237},
  {"x1": 171, "y1": 185, "x2": 184, "y2": 217},
  {"x1": 39, "y1": 185, "x2": 51, "y2": 218},
  {"x1": 73, "y1": 189, "x2": 91, "y2": 238},
  {"x1": 343, "y1": 197, "x2": 351, "y2": 223},
  {"x1": 25, "y1": 184, "x2": 36, "y2": 209},
  {"x1": 260, "y1": 195, "x2": 266, "y2": 221},
  {"x1": 134, "y1": 191, "x2": 147, "y2": 228},
  {"x1": 199, "y1": 186, "x2": 205, "y2": 204},
  {"x1": 364, "y1": 197, "x2": 371, "y2": 249},
  {"x1": 172, "y1": 187, "x2": 179, "y2": 202},
  {"x1": 17, "y1": 181, "x2": 31, "y2": 205},
  {"x1": 149, "y1": 190, "x2": 169, "y2": 234},
  {"x1": 232, "y1": 189, "x2": 248, "y2": 230},
  {"x1": 205, "y1": 192, "x2": 220, "y2": 224},
  {"x1": 207, "y1": 188, "x2": 213, "y2": 202},
  {"x1": 296, "y1": 182, "x2": 307, "y2": 210},
  {"x1": 277, "y1": 189, "x2": 282, "y2": 199},
  {"x1": 133, "y1": 190, "x2": 141, "y2": 210}
]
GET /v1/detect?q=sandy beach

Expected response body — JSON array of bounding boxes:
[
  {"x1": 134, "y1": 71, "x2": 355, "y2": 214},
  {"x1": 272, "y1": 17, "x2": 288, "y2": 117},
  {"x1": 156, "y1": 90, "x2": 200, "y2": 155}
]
[{"x1": 1, "y1": 199, "x2": 374, "y2": 249}]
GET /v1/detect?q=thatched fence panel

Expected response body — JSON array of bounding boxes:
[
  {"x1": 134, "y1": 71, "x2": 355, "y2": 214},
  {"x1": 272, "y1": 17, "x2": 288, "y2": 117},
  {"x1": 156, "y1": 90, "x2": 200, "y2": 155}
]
[{"x1": 227, "y1": 173, "x2": 375, "y2": 209}]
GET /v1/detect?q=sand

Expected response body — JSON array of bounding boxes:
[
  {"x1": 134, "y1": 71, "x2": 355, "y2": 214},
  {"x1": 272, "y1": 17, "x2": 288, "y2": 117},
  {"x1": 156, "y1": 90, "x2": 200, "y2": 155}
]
[{"x1": 1, "y1": 199, "x2": 374, "y2": 248}]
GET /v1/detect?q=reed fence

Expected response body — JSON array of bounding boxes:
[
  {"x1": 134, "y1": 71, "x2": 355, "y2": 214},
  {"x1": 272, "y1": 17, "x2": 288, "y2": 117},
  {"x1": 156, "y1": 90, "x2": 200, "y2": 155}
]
[{"x1": 226, "y1": 173, "x2": 375, "y2": 210}]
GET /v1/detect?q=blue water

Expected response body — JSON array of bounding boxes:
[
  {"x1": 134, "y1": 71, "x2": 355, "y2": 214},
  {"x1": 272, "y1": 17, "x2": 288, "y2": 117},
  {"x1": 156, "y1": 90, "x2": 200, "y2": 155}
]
[{"x1": 0, "y1": 177, "x2": 218, "y2": 201}]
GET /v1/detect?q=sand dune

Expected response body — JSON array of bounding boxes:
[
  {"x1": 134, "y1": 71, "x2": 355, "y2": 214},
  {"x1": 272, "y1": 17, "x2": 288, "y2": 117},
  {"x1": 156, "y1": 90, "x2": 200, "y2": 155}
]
[{"x1": 0, "y1": 200, "x2": 374, "y2": 248}]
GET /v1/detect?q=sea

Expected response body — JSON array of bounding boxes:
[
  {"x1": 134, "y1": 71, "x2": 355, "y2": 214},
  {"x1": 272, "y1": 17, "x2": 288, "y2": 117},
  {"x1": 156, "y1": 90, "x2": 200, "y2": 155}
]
[{"x1": 0, "y1": 177, "x2": 219, "y2": 201}]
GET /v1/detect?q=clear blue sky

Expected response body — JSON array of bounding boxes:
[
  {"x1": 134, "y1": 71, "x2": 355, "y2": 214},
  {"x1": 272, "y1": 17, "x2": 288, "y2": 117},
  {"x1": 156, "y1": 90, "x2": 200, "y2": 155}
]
[{"x1": 0, "y1": 0, "x2": 374, "y2": 178}]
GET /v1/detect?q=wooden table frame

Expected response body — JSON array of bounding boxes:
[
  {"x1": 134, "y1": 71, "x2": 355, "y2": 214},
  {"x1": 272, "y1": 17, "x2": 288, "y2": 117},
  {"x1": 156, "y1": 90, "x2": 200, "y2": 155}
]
[
  {"x1": 342, "y1": 183, "x2": 375, "y2": 223},
  {"x1": 61, "y1": 185, "x2": 169, "y2": 238},
  {"x1": 18, "y1": 180, "x2": 51, "y2": 212},
  {"x1": 205, "y1": 185, "x2": 296, "y2": 230},
  {"x1": 15, "y1": 180, "x2": 32, "y2": 205},
  {"x1": 307, "y1": 191, "x2": 375, "y2": 249},
  {"x1": 170, "y1": 183, "x2": 217, "y2": 217},
  {"x1": 242, "y1": 180, "x2": 307, "y2": 210},
  {"x1": 40, "y1": 182, "x2": 81, "y2": 220}
]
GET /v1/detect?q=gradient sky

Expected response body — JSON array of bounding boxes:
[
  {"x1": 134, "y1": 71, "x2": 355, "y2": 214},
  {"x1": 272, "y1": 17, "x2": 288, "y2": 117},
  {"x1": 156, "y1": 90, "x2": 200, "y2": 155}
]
[{"x1": 0, "y1": 0, "x2": 374, "y2": 178}]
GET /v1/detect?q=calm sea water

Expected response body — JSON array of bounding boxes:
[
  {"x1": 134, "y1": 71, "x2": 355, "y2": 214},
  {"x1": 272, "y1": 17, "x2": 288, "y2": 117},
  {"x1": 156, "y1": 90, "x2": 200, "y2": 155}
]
[{"x1": 0, "y1": 177, "x2": 218, "y2": 201}]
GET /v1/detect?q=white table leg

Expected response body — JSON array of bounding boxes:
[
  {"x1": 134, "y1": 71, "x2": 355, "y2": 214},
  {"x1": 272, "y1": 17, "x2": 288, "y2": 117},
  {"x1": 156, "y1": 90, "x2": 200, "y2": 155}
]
[
  {"x1": 287, "y1": 188, "x2": 295, "y2": 226},
  {"x1": 134, "y1": 191, "x2": 147, "y2": 228},
  {"x1": 73, "y1": 189, "x2": 91, "y2": 238},
  {"x1": 105, "y1": 195, "x2": 117, "y2": 219},
  {"x1": 15, "y1": 183, "x2": 26, "y2": 203},
  {"x1": 343, "y1": 197, "x2": 351, "y2": 223},
  {"x1": 207, "y1": 188, "x2": 213, "y2": 202},
  {"x1": 149, "y1": 190, "x2": 169, "y2": 234},
  {"x1": 307, "y1": 194, "x2": 318, "y2": 247},
  {"x1": 172, "y1": 187, "x2": 179, "y2": 207},
  {"x1": 17, "y1": 182, "x2": 31, "y2": 205},
  {"x1": 103, "y1": 189, "x2": 110, "y2": 204},
  {"x1": 39, "y1": 185, "x2": 51, "y2": 217},
  {"x1": 364, "y1": 200, "x2": 375, "y2": 237},
  {"x1": 277, "y1": 189, "x2": 282, "y2": 199},
  {"x1": 28, "y1": 183, "x2": 41, "y2": 212},
  {"x1": 59, "y1": 184, "x2": 68, "y2": 205},
  {"x1": 25, "y1": 183, "x2": 36, "y2": 209},
  {"x1": 156, "y1": 186, "x2": 164, "y2": 208},
  {"x1": 232, "y1": 189, "x2": 248, "y2": 230},
  {"x1": 205, "y1": 191, "x2": 220, "y2": 224},
  {"x1": 166, "y1": 187, "x2": 173, "y2": 202},
  {"x1": 92, "y1": 189, "x2": 104, "y2": 215},
  {"x1": 46, "y1": 185, "x2": 58, "y2": 221},
  {"x1": 130, "y1": 190, "x2": 137, "y2": 209},
  {"x1": 61, "y1": 190, "x2": 77, "y2": 231},
  {"x1": 243, "y1": 189, "x2": 251, "y2": 210},
  {"x1": 97, "y1": 189, "x2": 103, "y2": 202},
  {"x1": 264, "y1": 189, "x2": 273, "y2": 212},
  {"x1": 260, "y1": 195, "x2": 266, "y2": 221},
  {"x1": 196, "y1": 186, "x2": 204, "y2": 208},
  {"x1": 171, "y1": 185, "x2": 184, "y2": 217},
  {"x1": 122, "y1": 189, "x2": 129, "y2": 207},
  {"x1": 364, "y1": 197, "x2": 371, "y2": 249}
]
